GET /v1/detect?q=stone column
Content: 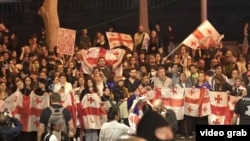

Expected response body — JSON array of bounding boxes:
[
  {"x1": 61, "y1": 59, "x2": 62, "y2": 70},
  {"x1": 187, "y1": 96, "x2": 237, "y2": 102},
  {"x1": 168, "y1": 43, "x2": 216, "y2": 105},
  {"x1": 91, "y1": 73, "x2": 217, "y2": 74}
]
[
  {"x1": 201, "y1": 0, "x2": 207, "y2": 22},
  {"x1": 139, "y1": 0, "x2": 149, "y2": 33}
]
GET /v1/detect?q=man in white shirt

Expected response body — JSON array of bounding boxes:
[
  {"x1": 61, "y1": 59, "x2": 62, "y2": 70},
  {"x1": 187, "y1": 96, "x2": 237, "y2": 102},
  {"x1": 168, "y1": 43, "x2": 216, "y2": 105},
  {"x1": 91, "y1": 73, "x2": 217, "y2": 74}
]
[
  {"x1": 99, "y1": 107, "x2": 131, "y2": 141},
  {"x1": 134, "y1": 26, "x2": 150, "y2": 52},
  {"x1": 53, "y1": 73, "x2": 72, "y2": 95}
]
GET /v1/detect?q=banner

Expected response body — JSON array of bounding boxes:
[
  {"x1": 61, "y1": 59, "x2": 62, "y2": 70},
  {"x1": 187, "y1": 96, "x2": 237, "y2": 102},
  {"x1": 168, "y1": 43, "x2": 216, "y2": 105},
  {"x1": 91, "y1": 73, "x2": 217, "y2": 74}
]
[{"x1": 57, "y1": 28, "x2": 76, "y2": 55}]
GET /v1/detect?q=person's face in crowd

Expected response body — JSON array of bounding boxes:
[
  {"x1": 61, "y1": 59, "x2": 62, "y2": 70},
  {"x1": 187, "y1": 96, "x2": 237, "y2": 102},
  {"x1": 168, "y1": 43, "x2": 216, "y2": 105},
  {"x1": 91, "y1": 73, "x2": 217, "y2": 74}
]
[
  {"x1": 168, "y1": 25, "x2": 172, "y2": 31},
  {"x1": 38, "y1": 82, "x2": 45, "y2": 89},
  {"x1": 158, "y1": 68, "x2": 166, "y2": 80},
  {"x1": 98, "y1": 58, "x2": 106, "y2": 67},
  {"x1": 211, "y1": 59, "x2": 219, "y2": 68},
  {"x1": 198, "y1": 60, "x2": 205, "y2": 70},
  {"x1": 190, "y1": 66, "x2": 198, "y2": 74},
  {"x1": 130, "y1": 57, "x2": 136, "y2": 65},
  {"x1": 136, "y1": 71, "x2": 141, "y2": 80},
  {"x1": 69, "y1": 62, "x2": 75, "y2": 69},
  {"x1": 215, "y1": 66, "x2": 222, "y2": 74},
  {"x1": 0, "y1": 83, "x2": 6, "y2": 92},
  {"x1": 149, "y1": 55, "x2": 156, "y2": 64},
  {"x1": 11, "y1": 51, "x2": 17, "y2": 58},
  {"x1": 150, "y1": 69, "x2": 157, "y2": 77},
  {"x1": 155, "y1": 54, "x2": 161, "y2": 62},
  {"x1": 235, "y1": 79, "x2": 242, "y2": 87},
  {"x1": 180, "y1": 46, "x2": 186, "y2": 54},
  {"x1": 171, "y1": 64, "x2": 178, "y2": 73},
  {"x1": 34, "y1": 60, "x2": 39, "y2": 69},
  {"x1": 31, "y1": 37, "x2": 37, "y2": 44},
  {"x1": 30, "y1": 73, "x2": 38, "y2": 81},
  {"x1": 118, "y1": 80, "x2": 124, "y2": 86},
  {"x1": 155, "y1": 126, "x2": 174, "y2": 141},
  {"x1": 41, "y1": 46, "x2": 47, "y2": 54},
  {"x1": 53, "y1": 76, "x2": 59, "y2": 84},
  {"x1": 139, "y1": 53, "x2": 145, "y2": 60},
  {"x1": 155, "y1": 24, "x2": 160, "y2": 31},
  {"x1": 99, "y1": 35, "x2": 105, "y2": 42},
  {"x1": 57, "y1": 65, "x2": 64, "y2": 73},
  {"x1": 87, "y1": 79, "x2": 93, "y2": 88},
  {"x1": 104, "y1": 88, "x2": 111, "y2": 96},
  {"x1": 187, "y1": 57, "x2": 192, "y2": 66},
  {"x1": 16, "y1": 81, "x2": 24, "y2": 90},
  {"x1": 138, "y1": 26, "x2": 144, "y2": 34},
  {"x1": 66, "y1": 68, "x2": 72, "y2": 75},
  {"x1": 59, "y1": 76, "x2": 67, "y2": 84},
  {"x1": 143, "y1": 75, "x2": 150, "y2": 84},
  {"x1": 41, "y1": 68, "x2": 47, "y2": 73},
  {"x1": 140, "y1": 66, "x2": 147, "y2": 74},
  {"x1": 73, "y1": 80, "x2": 78, "y2": 88},
  {"x1": 231, "y1": 70, "x2": 239, "y2": 79},
  {"x1": 150, "y1": 30, "x2": 157, "y2": 38},
  {"x1": 198, "y1": 73, "x2": 205, "y2": 82},
  {"x1": 78, "y1": 77, "x2": 84, "y2": 86},
  {"x1": 40, "y1": 72, "x2": 47, "y2": 79},
  {"x1": 25, "y1": 77, "x2": 32, "y2": 86},
  {"x1": 3, "y1": 52, "x2": 9, "y2": 61},
  {"x1": 82, "y1": 29, "x2": 88, "y2": 35},
  {"x1": 129, "y1": 69, "x2": 137, "y2": 79},
  {"x1": 225, "y1": 50, "x2": 233, "y2": 58},
  {"x1": 179, "y1": 73, "x2": 186, "y2": 82},
  {"x1": 173, "y1": 55, "x2": 179, "y2": 63},
  {"x1": 0, "y1": 56, "x2": 4, "y2": 62},
  {"x1": 94, "y1": 73, "x2": 102, "y2": 82}
]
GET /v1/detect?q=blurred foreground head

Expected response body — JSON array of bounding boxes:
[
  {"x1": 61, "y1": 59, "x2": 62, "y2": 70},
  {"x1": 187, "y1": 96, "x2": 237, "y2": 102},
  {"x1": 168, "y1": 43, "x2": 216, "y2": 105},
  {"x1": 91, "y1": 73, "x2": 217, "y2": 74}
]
[
  {"x1": 136, "y1": 110, "x2": 174, "y2": 141},
  {"x1": 152, "y1": 99, "x2": 164, "y2": 112},
  {"x1": 117, "y1": 135, "x2": 147, "y2": 141}
]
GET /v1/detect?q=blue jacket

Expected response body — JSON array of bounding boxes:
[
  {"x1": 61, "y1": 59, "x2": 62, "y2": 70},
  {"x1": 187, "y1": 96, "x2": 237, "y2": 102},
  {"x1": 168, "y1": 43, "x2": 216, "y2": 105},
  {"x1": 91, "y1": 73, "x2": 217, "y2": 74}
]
[{"x1": 1, "y1": 117, "x2": 22, "y2": 141}]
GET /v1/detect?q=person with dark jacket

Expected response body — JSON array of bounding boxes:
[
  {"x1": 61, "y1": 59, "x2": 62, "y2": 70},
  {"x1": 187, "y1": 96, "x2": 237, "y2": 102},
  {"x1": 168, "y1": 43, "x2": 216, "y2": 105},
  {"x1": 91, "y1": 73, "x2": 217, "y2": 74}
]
[{"x1": 0, "y1": 112, "x2": 22, "y2": 141}]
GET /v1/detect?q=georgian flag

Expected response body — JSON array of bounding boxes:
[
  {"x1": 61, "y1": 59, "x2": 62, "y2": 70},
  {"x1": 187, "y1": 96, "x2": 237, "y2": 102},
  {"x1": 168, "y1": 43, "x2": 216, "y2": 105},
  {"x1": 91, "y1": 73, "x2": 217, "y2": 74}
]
[
  {"x1": 209, "y1": 91, "x2": 240, "y2": 125},
  {"x1": 79, "y1": 47, "x2": 124, "y2": 76},
  {"x1": 182, "y1": 20, "x2": 221, "y2": 49},
  {"x1": 106, "y1": 32, "x2": 134, "y2": 51},
  {"x1": 5, "y1": 91, "x2": 50, "y2": 132},
  {"x1": 77, "y1": 93, "x2": 107, "y2": 129},
  {"x1": 184, "y1": 88, "x2": 211, "y2": 117},
  {"x1": 158, "y1": 88, "x2": 185, "y2": 120}
]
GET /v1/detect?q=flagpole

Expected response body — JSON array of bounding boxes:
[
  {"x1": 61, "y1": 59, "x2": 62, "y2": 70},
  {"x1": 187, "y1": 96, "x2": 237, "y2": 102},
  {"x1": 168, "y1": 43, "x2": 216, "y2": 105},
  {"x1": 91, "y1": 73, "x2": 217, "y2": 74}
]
[{"x1": 162, "y1": 43, "x2": 182, "y2": 64}]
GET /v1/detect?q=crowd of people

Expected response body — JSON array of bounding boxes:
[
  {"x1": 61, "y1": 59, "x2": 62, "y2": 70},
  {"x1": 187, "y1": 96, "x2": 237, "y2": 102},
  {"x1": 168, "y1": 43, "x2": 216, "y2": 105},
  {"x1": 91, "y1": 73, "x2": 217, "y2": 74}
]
[{"x1": 0, "y1": 21, "x2": 250, "y2": 141}]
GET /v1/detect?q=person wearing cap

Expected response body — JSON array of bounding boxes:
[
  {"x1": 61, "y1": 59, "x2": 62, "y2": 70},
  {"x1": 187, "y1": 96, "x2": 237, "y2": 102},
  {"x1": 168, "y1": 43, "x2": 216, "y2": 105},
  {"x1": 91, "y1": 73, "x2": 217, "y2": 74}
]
[
  {"x1": 136, "y1": 110, "x2": 174, "y2": 141},
  {"x1": 37, "y1": 92, "x2": 75, "y2": 141},
  {"x1": 43, "y1": 117, "x2": 67, "y2": 141}
]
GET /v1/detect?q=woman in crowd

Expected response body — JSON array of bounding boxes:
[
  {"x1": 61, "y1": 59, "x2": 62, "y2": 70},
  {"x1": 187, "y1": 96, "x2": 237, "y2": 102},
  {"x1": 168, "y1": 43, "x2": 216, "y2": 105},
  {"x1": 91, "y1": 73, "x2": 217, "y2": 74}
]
[
  {"x1": 0, "y1": 82, "x2": 8, "y2": 100},
  {"x1": 79, "y1": 76, "x2": 98, "y2": 101}
]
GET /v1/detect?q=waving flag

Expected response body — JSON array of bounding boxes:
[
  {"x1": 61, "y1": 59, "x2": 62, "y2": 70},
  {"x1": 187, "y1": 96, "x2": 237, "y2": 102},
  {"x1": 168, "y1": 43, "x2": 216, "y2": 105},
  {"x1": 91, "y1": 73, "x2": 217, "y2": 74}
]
[
  {"x1": 182, "y1": 20, "x2": 221, "y2": 49},
  {"x1": 79, "y1": 47, "x2": 125, "y2": 75},
  {"x1": 5, "y1": 91, "x2": 50, "y2": 132},
  {"x1": 77, "y1": 93, "x2": 107, "y2": 129},
  {"x1": 106, "y1": 32, "x2": 134, "y2": 51}
]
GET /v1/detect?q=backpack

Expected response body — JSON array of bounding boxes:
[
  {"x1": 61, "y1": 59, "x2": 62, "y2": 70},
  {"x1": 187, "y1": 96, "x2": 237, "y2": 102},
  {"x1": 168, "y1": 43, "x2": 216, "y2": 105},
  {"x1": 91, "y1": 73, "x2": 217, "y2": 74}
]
[{"x1": 47, "y1": 106, "x2": 67, "y2": 134}]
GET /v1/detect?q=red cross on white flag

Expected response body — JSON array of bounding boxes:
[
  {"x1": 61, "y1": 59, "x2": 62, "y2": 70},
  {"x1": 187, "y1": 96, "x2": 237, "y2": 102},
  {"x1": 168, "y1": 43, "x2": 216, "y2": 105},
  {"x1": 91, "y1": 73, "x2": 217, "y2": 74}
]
[
  {"x1": 106, "y1": 32, "x2": 134, "y2": 51},
  {"x1": 181, "y1": 20, "x2": 221, "y2": 49}
]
